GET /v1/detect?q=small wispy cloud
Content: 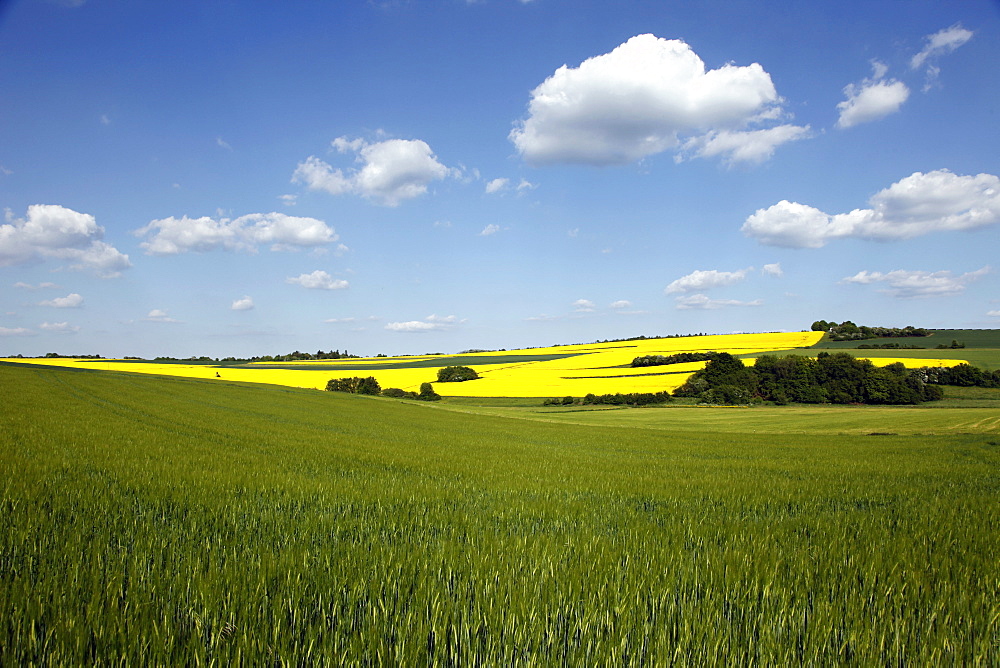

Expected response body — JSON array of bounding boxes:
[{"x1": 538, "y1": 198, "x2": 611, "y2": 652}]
[
  {"x1": 841, "y1": 266, "x2": 989, "y2": 298},
  {"x1": 39, "y1": 321, "x2": 80, "y2": 333},
  {"x1": 385, "y1": 314, "x2": 463, "y2": 332},
  {"x1": 39, "y1": 293, "x2": 83, "y2": 308},
  {"x1": 144, "y1": 309, "x2": 182, "y2": 323},
  {"x1": 231, "y1": 296, "x2": 254, "y2": 311},
  {"x1": 286, "y1": 270, "x2": 349, "y2": 290}
]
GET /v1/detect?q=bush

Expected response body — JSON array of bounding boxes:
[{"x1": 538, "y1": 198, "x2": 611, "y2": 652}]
[
  {"x1": 631, "y1": 352, "x2": 718, "y2": 368},
  {"x1": 325, "y1": 376, "x2": 381, "y2": 395},
  {"x1": 418, "y1": 382, "x2": 441, "y2": 401},
  {"x1": 436, "y1": 366, "x2": 479, "y2": 382},
  {"x1": 580, "y1": 391, "x2": 672, "y2": 407},
  {"x1": 382, "y1": 387, "x2": 417, "y2": 399}
]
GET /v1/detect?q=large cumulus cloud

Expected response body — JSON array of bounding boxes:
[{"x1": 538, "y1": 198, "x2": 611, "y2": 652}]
[
  {"x1": 510, "y1": 34, "x2": 809, "y2": 166},
  {"x1": 0, "y1": 204, "x2": 130, "y2": 277},
  {"x1": 742, "y1": 170, "x2": 1000, "y2": 248}
]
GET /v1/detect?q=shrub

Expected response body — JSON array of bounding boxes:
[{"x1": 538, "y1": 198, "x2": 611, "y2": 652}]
[
  {"x1": 580, "y1": 391, "x2": 673, "y2": 407},
  {"x1": 382, "y1": 387, "x2": 417, "y2": 399},
  {"x1": 418, "y1": 382, "x2": 442, "y2": 401},
  {"x1": 326, "y1": 376, "x2": 381, "y2": 395},
  {"x1": 436, "y1": 366, "x2": 479, "y2": 382}
]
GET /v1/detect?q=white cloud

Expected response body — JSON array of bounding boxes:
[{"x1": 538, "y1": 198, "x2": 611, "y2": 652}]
[
  {"x1": 841, "y1": 267, "x2": 989, "y2": 298},
  {"x1": 279, "y1": 194, "x2": 297, "y2": 206},
  {"x1": 479, "y1": 224, "x2": 500, "y2": 236},
  {"x1": 510, "y1": 34, "x2": 805, "y2": 166},
  {"x1": 762, "y1": 263, "x2": 783, "y2": 277},
  {"x1": 610, "y1": 300, "x2": 632, "y2": 309},
  {"x1": 39, "y1": 321, "x2": 80, "y2": 333},
  {"x1": 573, "y1": 299, "x2": 596, "y2": 312},
  {"x1": 911, "y1": 24, "x2": 973, "y2": 70},
  {"x1": 292, "y1": 135, "x2": 454, "y2": 206},
  {"x1": 987, "y1": 310, "x2": 1000, "y2": 317},
  {"x1": 517, "y1": 178, "x2": 537, "y2": 192},
  {"x1": 39, "y1": 293, "x2": 83, "y2": 308},
  {"x1": 14, "y1": 281, "x2": 59, "y2": 290},
  {"x1": 324, "y1": 317, "x2": 356, "y2": 324},
  {"x1": 0, "y1": 326, "x2": 34, "y2": 336},
  {"x1": 836, "y1": 76, "x2": 909, "y2": 129},
  {"x1": 485, "y1": 178, "x2": 509, "y2": 194},
  {"x1": 743, "y1": 169, "x2": 1000, "y2": 248},
  {"x1": 0, "y1": 204, "x2": 130, "y2": 277},
  {"x1": 385, "y1": 320, "x2": 440, "y2": 332},
  {"x1": 216, "y1": 136, "x2": 233, "y2": 151},
  {"x1": 678, "y1": 125, "x2": 811, "y2": 165},
  {"x1": 385, "y1": 314, "x2": 461, "y2": 332},
  {"x1": 674, "y1": 294, "x2": 762, "y2": 310},
  {"x1": 136, "y1": 212, "x2": 338, "y2": 255},
  {"x1": 231, "y1": 296, "x2": 254, "y2": 311},
  {"x1": 665, "y1": 268, "x2": 750, "y2": 294},
  {"x1": 286, "y1": 270, "x2": 349, "y2": 291},
  {"x1": 144, "y1": 309, "x2": 181, "y2": 323}
]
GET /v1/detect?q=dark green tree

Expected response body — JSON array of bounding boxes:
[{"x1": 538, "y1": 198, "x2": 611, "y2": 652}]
[
  {"x1": 436, "y1": 366, "x2": 479, "y2": 382},
  {"x1": 418, "y1": 382, "x2": 442, "y2": 401}
]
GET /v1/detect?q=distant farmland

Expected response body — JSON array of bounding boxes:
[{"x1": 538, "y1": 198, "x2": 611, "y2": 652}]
[{"x1": 3, "y1": 329, "x2": 979, "y2": 397}]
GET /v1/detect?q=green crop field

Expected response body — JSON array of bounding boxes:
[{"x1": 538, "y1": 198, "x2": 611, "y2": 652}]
[
  {"x1": 1, "y1": 363, "x2": 998, "y2": 664},
  {"x1": 804, "y1": 329, "x2": 1000, "y2": 370}
]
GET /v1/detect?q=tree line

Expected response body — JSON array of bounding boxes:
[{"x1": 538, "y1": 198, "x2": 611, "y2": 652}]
[
  {"x1": 812, "y1": 320, "x2": 929, "y2": 342},
  {"x1": 325, "y1": 376, "x2": 442, "y2": 401},
  {"x1": 674, "y1": 352, "x2": 946, "y2": 405},
  {"x1": 543, "y1": 392, "x2": 674, "y2": 407},
  {"x1": 918, "y1": 364, "x2": 1000, "y2": 388},
  {"x1": 631, "y1": 352, "x2": 719, "y2": 367}
]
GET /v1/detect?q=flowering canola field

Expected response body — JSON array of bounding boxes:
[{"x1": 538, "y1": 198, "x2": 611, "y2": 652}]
[{"x1": 2, "y1": 330, "x2": 969, "y2": 398}]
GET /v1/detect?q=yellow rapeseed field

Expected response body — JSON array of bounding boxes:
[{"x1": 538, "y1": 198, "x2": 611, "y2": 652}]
[{"x1": 2, "y1": 330, "x2": 969, "y2": 398}]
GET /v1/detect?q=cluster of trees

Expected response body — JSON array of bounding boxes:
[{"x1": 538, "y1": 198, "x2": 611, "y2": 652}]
[
  {"x1": 381, "y1": 384, "x2": 442, "y2": 401},
  {"x1": 583, "y1": 391, "x2": 673, "y2": 406},
  {"x1": 248, "y1": 349, "x2": 359, "y2": 362},
  {"x1": 325, "y1": 376, "x2": 442, "y2": 401},
  {"x1": 918, "y1": 364, "x2": 1000, "y2": 388},
  {"x1": 631, "y1": 352, "x2": 718, "y2": 368},
  {"x1": 856, "y1": 343, "x2": 924, "y2": 349},
  {"x1": 7, "y1": 352, "x2": 108, "y2": 359},
  {"x1": 935, "y1": 340, "x2": 966, "y2": 349},
  {"x1": 542, "y1": 391, "x2": 673, "y2": 407},
  {"x1": 325, "y1": 376, "x2": 382, "y2": 395},
  {"x1": 436, "y1": 366, "x2": 479, "y2": 382},
  {"x1": 811, "y1": 320, "x2": 929, "y2": 342},
  {"x1": 674, "y1": 352, "x2": 945, "y2": 405}
]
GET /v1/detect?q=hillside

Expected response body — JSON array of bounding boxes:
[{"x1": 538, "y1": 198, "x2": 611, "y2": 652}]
[{"x1": 1, "y1": 362, "x2": 997, "y2": 663}]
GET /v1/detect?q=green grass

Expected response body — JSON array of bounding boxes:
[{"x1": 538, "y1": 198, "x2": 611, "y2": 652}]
[{"x1": 1, "y1": 364, "x2": 998, "y2": 664}]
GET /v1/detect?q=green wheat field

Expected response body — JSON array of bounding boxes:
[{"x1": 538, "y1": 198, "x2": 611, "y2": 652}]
[{"x1": 1, "y1": 361, "x2": 998, "y2": 664}]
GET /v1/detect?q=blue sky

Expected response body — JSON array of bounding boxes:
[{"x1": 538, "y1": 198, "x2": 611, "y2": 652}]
[{"x1": 1, "y1": 0, "x2": 998, "y2": 358}]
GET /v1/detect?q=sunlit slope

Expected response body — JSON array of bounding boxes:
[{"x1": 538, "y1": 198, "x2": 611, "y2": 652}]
[
  {"x1": 1, "y1": 362, "x2": 998, "y2": 664},
  {"x1": 1, "y1": 330, "x2": 967, "y2": 397}
]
